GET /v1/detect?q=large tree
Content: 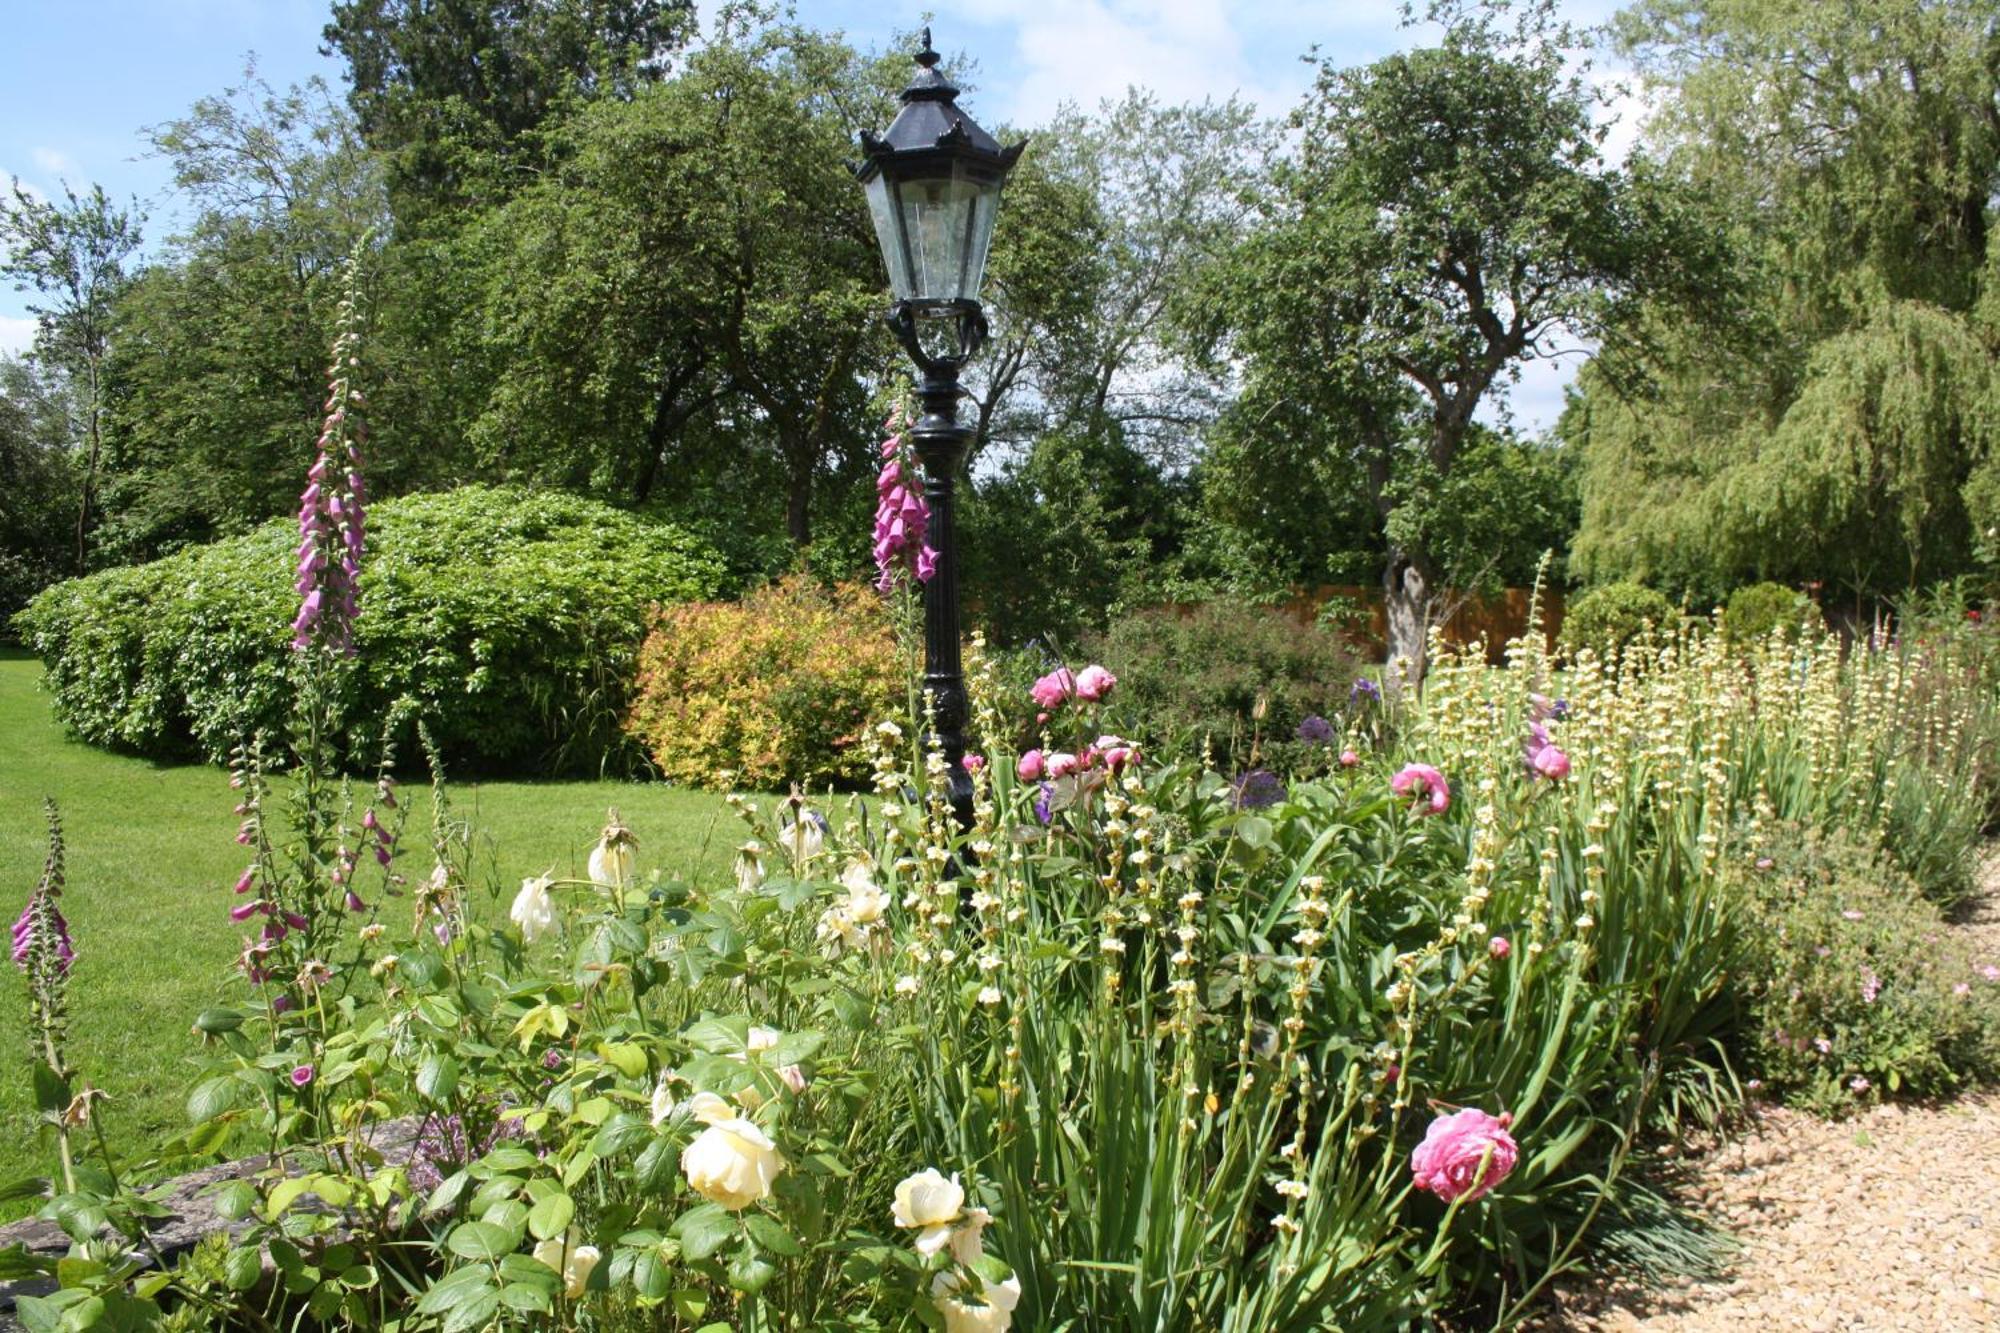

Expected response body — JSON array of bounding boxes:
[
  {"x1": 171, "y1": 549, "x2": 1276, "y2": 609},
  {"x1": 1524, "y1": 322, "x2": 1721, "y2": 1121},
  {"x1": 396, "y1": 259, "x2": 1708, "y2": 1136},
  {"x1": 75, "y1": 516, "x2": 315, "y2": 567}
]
[
  {"x1": 1204, "y1": 0, "x2": 1723, "y2": 670},
  {"x1": 98, "y1": 72, "x2": 386, "y2": 560},
  {"x1": 322, "y1": 0, "x2": 693, "y2": 211},
  {"x1": 460, "y1": 20, "x2": 890, "y2": 549},
  {"x1": 1568, "y1": 0, "x2": 2000, "y2": 602},
  {"x1": 0, "y1": 182, "x2": 142, "y2": 572}
]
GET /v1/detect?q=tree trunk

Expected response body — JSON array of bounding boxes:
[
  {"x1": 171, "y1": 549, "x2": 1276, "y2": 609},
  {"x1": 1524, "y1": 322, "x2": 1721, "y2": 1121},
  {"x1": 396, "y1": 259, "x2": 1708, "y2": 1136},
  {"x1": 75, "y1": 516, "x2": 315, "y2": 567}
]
[
  {"x1": 1383, "y1": 548, "x2": 1431, "y2": 685},
  {"x1": 784, "y1": 446, "x2": 812, "y2": 547},
  {"x1": 75, "y1": 359, "x2": 100, "y2": 574}
]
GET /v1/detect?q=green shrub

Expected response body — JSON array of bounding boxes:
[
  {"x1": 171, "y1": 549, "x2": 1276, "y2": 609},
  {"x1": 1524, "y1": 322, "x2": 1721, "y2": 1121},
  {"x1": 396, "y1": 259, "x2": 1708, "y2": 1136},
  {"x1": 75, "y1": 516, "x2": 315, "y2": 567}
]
[
  {"x1": 1082, "y1": 602, "x2": 1358, "y2": 763},
  {"x1": 624, "y1": 575, "x2": 902, "y2": 790},
  {"x1": 1558, "y1": 580, "x2": 1679, "y2": 656},
  {"x1": 1722, "y1": 580, "x2": 1822, "y2": 644},
  {"x1": 1733, "y1": 825, "x2": 2000, "y2": 1112},
  {"x1": 15, "y1": 485, "x2": 724, "y2": 773}
]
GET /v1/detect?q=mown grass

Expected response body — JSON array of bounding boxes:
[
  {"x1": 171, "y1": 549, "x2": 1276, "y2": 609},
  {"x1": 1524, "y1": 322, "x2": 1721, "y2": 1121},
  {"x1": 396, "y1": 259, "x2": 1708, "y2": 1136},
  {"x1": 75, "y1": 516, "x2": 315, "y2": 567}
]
[{"x1": 0, "y1": 648, "x2": 738, "y2": 1212}]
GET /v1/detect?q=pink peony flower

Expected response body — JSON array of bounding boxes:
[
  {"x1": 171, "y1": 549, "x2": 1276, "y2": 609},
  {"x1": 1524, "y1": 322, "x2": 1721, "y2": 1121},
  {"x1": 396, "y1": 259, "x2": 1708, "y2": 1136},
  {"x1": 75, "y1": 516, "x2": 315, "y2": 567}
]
[
  {"x1": 1017, "y1": 750, "x2": 1045, "y2": 782},
  {"x1": 1339, "y1": 749, "x2": 1360, "y2": 768},
  {"x1": 1410, "y1": 1107, "x2": 1518, "y2": 1204},
  {"x1": 1046, "y1": 752, "x2": 1083, "y2": 780},
  {"x1": 1529, "y1": 745, "x2": 1570, "y2": 781},
  {"x1": 1074, "y1": 664, "x2": 1117, "y2": 703},
  {"x1": 1030, "y1": 669, "x2": 1077, "y2": 711},
  {"x1": 1488, "y1": 936, "x2": 1511, "y2": 959},
  {"x1": 1391, "y1": 763, "x2": 1450, "y2": 816}
]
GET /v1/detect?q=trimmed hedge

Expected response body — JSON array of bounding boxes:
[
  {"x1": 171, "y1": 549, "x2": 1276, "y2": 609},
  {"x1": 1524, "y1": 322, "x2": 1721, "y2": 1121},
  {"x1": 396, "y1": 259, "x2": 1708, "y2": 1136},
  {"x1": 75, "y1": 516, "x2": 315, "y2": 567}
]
[
  {"x1": 1558, "y1": 581, "x2": 1679, "y2": 657},
  {"x1": 15, "y1": 485, "x2": 724, "y2": 774},
  {"x1": 1722, "y1": 580, "x2": 1824, "y2": 645},
  {"x1": 624, "y1": 575, "x2": 901, "y2": 790}
]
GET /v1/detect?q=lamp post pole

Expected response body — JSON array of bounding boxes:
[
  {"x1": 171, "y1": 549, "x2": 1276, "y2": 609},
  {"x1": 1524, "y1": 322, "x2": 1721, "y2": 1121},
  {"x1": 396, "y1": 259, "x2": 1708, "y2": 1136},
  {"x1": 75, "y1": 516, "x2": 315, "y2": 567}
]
[
  {"x1": 857, "y1": 31, "x2": 1022, "y2": 828},
  {"x1": 891, "y1": 303, "x2": 987, "y2": 823}
]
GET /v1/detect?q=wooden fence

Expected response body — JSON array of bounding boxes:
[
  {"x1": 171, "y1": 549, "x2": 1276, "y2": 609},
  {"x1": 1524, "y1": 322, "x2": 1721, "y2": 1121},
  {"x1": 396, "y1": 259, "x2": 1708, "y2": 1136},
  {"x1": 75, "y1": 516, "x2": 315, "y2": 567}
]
[{"x1": 1263, "y1": 585, "x2": 1567, "y2": 664}]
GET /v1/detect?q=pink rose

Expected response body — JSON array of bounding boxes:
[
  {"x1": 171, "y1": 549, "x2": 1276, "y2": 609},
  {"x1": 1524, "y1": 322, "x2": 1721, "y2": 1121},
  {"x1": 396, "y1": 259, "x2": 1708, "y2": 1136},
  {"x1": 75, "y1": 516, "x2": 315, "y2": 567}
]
[
  {"x1": 1488, "y1": 936, "x2": 1511, "y2": 959},
  {"x1": 1074, "y1": 664, "x2": 1117, "y2": 703},
  {"x1": 1410, "y1": 1107, "x2": 1517, "y2": 1204},
  {"x1": 1529, "y1": 745, "x2": 1570, "y2": 781},
  {"x1": 1046, "y1": 752, "x2": 1083, "y2": 780},
  {"x1": 1391, "y1": 763, "x2": 1450, "y2": 816},
  {"x1": 1339, "y1": 749, "x2": 1360, "y2": 768},
  {"x1": 1030, "y1": 669, "x2": 1077, "y2": 711},
  {"x1": 1017, "y1": 750, "x2": 1045, "y2": 782}
]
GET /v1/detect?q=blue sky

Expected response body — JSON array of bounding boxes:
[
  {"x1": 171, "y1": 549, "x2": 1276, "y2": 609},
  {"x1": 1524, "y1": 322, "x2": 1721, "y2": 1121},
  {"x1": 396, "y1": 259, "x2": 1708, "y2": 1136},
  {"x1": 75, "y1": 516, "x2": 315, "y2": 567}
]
[{"x1": 0, "y1": 0, "x2": 1630, "y2": 428}]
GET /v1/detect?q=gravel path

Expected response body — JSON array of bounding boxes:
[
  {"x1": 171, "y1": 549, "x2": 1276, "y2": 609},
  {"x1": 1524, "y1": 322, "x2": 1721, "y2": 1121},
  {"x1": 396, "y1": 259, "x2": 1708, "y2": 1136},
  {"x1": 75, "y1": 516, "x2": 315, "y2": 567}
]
[{"x1": 1535, "y1": 850, "x2": 2000, "y2": 1332}]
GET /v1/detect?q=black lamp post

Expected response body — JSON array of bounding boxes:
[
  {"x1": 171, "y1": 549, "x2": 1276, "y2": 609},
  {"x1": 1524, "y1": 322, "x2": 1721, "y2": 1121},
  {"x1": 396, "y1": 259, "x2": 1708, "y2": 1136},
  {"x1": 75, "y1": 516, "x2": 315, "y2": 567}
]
[{"x1": 856, "y1": 29, "x2": 1023, "y2": 822}]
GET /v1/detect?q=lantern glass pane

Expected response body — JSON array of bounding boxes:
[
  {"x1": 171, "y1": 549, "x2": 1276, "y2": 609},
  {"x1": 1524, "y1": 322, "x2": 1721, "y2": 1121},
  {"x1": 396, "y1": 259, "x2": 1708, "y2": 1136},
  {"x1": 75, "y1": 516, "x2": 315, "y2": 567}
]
[
  {"x1": 897, "y1": 165, "x2": 1002, "y2": 303},
  {"x1": 863, "y1": 173, "x2": 916, "y2": 300}
]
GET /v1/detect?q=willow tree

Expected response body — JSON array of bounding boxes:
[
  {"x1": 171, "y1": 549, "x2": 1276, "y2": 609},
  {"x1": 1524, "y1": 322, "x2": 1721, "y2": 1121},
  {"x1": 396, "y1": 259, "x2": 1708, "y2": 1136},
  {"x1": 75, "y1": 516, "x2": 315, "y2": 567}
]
[
  {"x1": 1205, "y1": 0, "x2": 1721, "y2": 671},
  {"x1": 1569, "y1": 0, "x2": 2000, "y2": 600}
]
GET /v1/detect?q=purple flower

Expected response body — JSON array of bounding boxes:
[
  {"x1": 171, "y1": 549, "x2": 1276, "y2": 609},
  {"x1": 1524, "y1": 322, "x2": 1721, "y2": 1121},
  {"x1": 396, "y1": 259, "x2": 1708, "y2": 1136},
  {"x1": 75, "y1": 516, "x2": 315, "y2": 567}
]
[
  {"x1": 293, "y1": 291, "x2": 368, "y2": 653},
  {"x1": 1033, "y1": 782, "x2": 1054, "y2": 826},
  {"x1": 1861, "y1": 970, "x2": 1881, "y2": 1004},
  {"x1": 1232, "y1": 769, "x2": 1286, "y2": 810},
  {"x1": 291, "y1": 1064, "x2": 314, "y2": 1088},
  {"x1": 1349, "y1": 678, "x2": 1381, "y2": 705},
  {"x1": 1295, "y1": 715, "x2": 1335, "y2": 744},
  {"x1": 873, "y1": 406, "x2": 935, "y2": 591}
]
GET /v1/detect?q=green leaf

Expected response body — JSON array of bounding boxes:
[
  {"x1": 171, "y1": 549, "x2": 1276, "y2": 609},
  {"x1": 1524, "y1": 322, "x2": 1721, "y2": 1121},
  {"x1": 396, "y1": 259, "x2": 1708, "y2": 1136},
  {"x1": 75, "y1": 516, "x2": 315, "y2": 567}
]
[
  {"x1": 672, "y1": 1203, "x2": 737, "y2": 1262},
  {"x1": 424, "y1": 1169, "x2": 471, "y2": 1216},
  {"x1": 211, "y1": 1179, "x2": 257, "y2": 1222},
  {"x1": 441, "y1": 1286, "x2": 501, "y2": 1333},
  {"x1": 415, "y1": 1053, "x2": 459, "y2": 1103},
  {"x1": 726, "y1": 1251, "x2": 777, "y2": 1294},
  {"x1": 631, "y1": 1249, "x2": 673, "y2": 1299},
  {"x1": 414, "y1": 1266, "x2": 490, "y2": 1315},
  {"x1": 223, "y1": 1245, "x2": 262, "y2": 1292},
  {"x1": 186, "y1": 1076, "x2": 239, "y2": 1124},
  {"x1": 527, "y1": 1192, "x2": 574, "y2": 1242},
  {"x1": 743, "y1": 1214, "x2": 801, "y2": 1257},
  {"x1": 591, "y1": 1112, "x2": 653, "y2": 1160},
  {"x1": 13, "y1": 1296, "x2": 61, "y2": 1333},
  {"x1": 632, "y1": 1138, "x2": 678, "y2": 1191},
  {"x1": 57, "y1": 1295, "x2": 105, "y2": 1332},
  {"x1": 499, "y1": 1282, "x2": 552, "y2": 1314},
  {"x1": 447, "y1": 1220, "x2": 520, "y2": 1261},
  {"x1": 31, "y1": 1063, "x2": 69, "y2": 1116}
]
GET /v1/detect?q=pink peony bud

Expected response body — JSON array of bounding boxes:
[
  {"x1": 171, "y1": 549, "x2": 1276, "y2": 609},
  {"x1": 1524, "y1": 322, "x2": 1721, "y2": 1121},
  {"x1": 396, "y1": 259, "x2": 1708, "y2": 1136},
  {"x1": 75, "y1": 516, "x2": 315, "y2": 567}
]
[
  {"x1": 1017, "y1": 750, "x2": 1045, "y2": 782},
  {"x1": 1046, "y1": 752, "x2": 1082, "y2": 780},
  {"x1": 1074, "y1": 664, "x2": 1117, "y2": 703},
  {"x1": 1030, "y1": 669, "x2": 1077, "y2": 711},
  {"x1": 1529, "y1": 745, "x2": 1570, "y2": 781},
  {"x1": 1339, "y1": 749, "x2": 1361, "y2": 768},
  {"x1": 1489, "y1": 936, "x2": 1511, "y2": 959}
]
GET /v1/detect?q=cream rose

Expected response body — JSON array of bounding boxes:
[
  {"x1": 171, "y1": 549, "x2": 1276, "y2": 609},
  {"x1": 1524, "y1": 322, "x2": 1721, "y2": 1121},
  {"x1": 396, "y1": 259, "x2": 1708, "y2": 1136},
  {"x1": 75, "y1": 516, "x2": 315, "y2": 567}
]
[
  {"x1": 531, "y1": 1235, "x2": 601, "y2": 1298},
  {"x1": 681, "y1": 1113, "x2": 786, "y2": 1210},
  {"x1": 841, "y1": 862, "x2": 887, "y2": 924},
  {"x1": 892, "y1": 1168, "x2": 966, "y2": 1256},
  {"x1": 931, "y1": 1268, "x2": 1022, "y2": 1333}
]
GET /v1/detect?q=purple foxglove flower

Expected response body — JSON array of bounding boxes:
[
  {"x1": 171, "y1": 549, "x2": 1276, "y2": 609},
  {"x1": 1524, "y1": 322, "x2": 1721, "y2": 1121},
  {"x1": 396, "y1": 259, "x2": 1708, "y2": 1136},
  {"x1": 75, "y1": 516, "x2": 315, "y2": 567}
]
[
  {"x1": 230, "y1": 900, "x2": 264, "y2": 923},
  {"x1": 233, "y1": 867, "x2": 256, "y2": 894},
  {"x1": 290, "y1": 1064, "x2": 314, "y2": 1087},
  {"x1": 345, "y1": 890, "x2": 367, "y2": 913}
]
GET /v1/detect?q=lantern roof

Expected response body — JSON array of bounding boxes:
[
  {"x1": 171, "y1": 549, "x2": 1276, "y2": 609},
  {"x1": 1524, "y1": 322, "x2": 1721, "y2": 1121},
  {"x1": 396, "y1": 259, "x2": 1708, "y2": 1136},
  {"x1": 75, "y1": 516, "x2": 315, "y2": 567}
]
[{"x1": 856, "y1": 29, "x2": 1024, "y2": 181}]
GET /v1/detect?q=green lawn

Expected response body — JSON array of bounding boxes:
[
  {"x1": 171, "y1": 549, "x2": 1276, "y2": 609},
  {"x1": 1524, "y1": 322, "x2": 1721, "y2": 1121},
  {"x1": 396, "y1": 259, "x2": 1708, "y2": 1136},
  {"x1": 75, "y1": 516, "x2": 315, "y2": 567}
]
[{"x1": 0, "y1": 648, "x2": 737, "y2": 1208}]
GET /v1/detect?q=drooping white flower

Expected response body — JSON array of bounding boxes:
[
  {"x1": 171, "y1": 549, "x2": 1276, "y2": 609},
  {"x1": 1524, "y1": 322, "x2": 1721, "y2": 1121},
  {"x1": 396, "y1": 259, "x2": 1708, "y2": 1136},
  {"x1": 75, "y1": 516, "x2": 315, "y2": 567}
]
[
  {"x1": 778, "y1": 816, "x2": 823, "y2": 866},
  {"x1": 931, "y1": 1267, "x2": 1022, "y2": 1333},
  {"x1": 532, "y1": 1235, "x2": 601, "y2": 1298},
  {"x1": 588, "y1": 809, "x2": 637, "y2": 886},
  {"x1": 649, "y1": 1077, "x2": 676, "y2": 1127},
  {"x1": 510, "y1": 875, "x2": 556, "y2": 942}
]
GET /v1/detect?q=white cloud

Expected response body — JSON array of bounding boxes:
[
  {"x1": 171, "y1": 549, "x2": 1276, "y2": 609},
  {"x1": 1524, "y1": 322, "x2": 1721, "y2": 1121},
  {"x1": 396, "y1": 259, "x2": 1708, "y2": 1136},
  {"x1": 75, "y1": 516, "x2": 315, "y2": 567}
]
[
  {"x1": 0, "y1": 314, "x2": 37, "y2": 358},
  {"x1": 29, "y1": 147, "x2": 78, "y2": 181},
  {"x1": 955, "y1": 0, "x2": 1310, "y2": 123}
]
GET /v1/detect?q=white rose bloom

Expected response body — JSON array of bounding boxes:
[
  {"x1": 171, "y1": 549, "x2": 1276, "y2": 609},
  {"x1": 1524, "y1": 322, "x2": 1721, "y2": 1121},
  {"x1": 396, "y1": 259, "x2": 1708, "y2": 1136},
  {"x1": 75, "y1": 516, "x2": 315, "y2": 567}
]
[
  {"x1": 681, "y1": 1114, "x2": 787, "y2": 1210},
  {"x1": 892, "y1": 1168, "x2": 966, "y2": 1256},
  {"x1": 509, "y1": 875, "x2": 556, "y2": 942},
  {"x1": 649, "y1": 1077, "x2": 676, "y2": 1127},
  {"x1": 950, "y1": 1206, "x2": 991, "y2": 1266},
  {"x1": 588, "y1": 837, "x2": 634, "y2": 887},
  {"x1": 817, "y1": 905, "x2": 863, "y2": 953},
  {"x1": 746, "y1": 1025, "x2": 781, "y2": 1056},
  {"x1": 531, "y1": 1235, "x2": 602, "y2": 1298},
  {"x1": 779, "y1": 818, "x2": 823, "y2": 865},
  {"x1": 932, "y1": 1268, "x2": 1022, "y2": 1333},
  {"x1": 684, "y1": 1090, "x2": 733, "y2": 1125},
  {"x1": 841, "y1": 862, "x2": 888, "y2": 924}
]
